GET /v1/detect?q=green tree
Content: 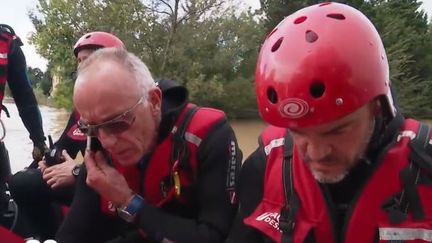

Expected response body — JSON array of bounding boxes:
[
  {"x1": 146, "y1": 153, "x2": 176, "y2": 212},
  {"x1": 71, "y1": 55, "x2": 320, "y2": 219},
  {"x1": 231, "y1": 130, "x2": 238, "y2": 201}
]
[
  {"x1": 29, "y1": 0, "x2": 265, "y2": 117},
  {"x1": 27, "y1": 67, "x2": 44, "y2": 87},
  {"x1": 27, "y1": 66, "x2": 52, "y2": 95},
  {"x1": 371, "y1": 0, "x2": 432, "y2": 117},
  {"x1": 29, "y1": 0, "x2": 153, "y2": 109}
]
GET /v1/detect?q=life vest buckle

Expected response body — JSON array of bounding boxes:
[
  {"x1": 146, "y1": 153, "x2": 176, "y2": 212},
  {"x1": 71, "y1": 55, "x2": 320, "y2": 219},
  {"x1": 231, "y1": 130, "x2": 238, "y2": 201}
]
[
  {"x1": 160, "y1": 179, "x2": 170, "y2": 198},
  {"x1": 382, "y1": 195, "x2": 408, "y2": 224},
  {"x1": 279, "y1": 205, "x2": 295, "y2": 234},
  {"x1": 173, "y1": 171, "x2": 181, "y2": 196},
  {"x1": 279, "y1": 217, "x2": 295, "y2": 232}
]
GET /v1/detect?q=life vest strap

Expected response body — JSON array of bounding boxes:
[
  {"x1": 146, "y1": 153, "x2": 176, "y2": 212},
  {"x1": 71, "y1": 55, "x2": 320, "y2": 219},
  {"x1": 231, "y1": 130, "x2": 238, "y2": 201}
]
[{"x1": 280, "y1": 132, "x2": 300, "y2": 243}]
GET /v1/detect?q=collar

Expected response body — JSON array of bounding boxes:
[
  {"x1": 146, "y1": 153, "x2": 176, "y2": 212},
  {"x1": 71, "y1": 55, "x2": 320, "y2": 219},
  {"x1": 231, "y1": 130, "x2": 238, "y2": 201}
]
[{"x1": 156, "y1": 79, "x2": 188, "y2": 143}]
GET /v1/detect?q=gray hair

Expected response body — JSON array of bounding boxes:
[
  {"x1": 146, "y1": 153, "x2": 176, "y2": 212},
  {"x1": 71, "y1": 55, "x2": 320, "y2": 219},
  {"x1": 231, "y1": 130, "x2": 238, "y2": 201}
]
[{"x1": 77, "y1": 47, "x2": 157, "y2": 101}]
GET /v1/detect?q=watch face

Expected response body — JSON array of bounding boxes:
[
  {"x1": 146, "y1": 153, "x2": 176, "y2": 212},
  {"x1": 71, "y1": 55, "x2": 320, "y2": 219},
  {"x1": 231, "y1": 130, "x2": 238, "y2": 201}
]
[{"x1": 72, "y1": 165, "x2": 80, "y2": 177}]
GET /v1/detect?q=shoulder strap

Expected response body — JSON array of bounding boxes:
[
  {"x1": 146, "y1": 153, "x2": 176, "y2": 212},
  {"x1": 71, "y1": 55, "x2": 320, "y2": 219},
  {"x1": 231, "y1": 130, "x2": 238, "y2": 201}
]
[
  {"x1": 162, "y1": 105, "x2": 199, "y2": 198},
  {"x1": 280, "y1": 132, "x2": 300, "y2": 243},
  {"x1": 409, "y1": 122, "x2": 432, "y2": 174},
  {"x1": 387, "y1": 122, "x2": 432, "y2": 224},
  {"x1": 171, "y1": 105, "x2": 199, "y2": 171}
]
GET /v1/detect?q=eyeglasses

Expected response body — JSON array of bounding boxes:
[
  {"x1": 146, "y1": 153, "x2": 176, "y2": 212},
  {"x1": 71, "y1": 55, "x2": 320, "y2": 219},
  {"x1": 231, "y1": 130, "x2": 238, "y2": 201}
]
[{"x1": 78, "y1": 97, "x2": 144, "y2": 137}]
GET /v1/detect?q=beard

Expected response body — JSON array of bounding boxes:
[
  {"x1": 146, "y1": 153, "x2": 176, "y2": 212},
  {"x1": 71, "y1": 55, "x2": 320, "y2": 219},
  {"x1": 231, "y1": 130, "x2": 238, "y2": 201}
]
[
  {"x1": 309, "y1": 117, "x2": 376, "y2": 184},
  {"x1": 311, "y1": 170, "x2": 349, "y2": 184}
]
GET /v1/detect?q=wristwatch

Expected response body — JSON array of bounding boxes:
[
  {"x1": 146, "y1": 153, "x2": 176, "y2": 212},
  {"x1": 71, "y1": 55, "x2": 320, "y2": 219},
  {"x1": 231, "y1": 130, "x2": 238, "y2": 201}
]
[
  {"x1": 72, "y1": 165, "x2": 80, "y2": 178},
  {"x1": 117, "y1": 194, "x2": 144, "y2": 223}
]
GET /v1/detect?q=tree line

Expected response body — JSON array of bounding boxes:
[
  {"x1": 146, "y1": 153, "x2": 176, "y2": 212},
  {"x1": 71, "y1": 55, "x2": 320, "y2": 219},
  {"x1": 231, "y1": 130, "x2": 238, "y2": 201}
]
[{"x1": 27, "y1": 0, "x2": 432, "y2": 119}]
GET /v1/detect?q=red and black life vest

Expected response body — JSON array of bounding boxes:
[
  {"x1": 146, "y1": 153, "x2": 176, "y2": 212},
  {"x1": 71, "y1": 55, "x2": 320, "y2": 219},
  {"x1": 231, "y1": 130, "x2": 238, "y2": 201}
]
[
  {"x1": 101, "y1": 103, "x2": 226, "y2": 213},
  {"x1": 245, "y1": 118, "x2": 432, "y2": 243},
  {"x1": 66, "y1": 110, "x2": 86, "y2": 141}
]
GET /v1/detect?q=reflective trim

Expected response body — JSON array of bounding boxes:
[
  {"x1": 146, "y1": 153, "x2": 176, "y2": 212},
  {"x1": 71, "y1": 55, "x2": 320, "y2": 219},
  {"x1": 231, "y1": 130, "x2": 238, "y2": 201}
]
[
  {"x1": 171, "y1": 126, "x2": 177, "y2": 134},
  {"x1": 264, "y1": 138, "x2": 284, "y2": 155},
  {"x1": 379, "y1": 227, "x2": 432, "y2": 241},
  {"x1": 170, "y1": 126, "x2": 201, "y2": 146},
  {"x1": 397, "y1": 130, "x2": 416, "y2": 142},
  {"x1": 185, "y1": 132, "x2": 201, "y2": 147},
  {"x1": 0, "y1": 53, "x2": 7, "y2": 59}
]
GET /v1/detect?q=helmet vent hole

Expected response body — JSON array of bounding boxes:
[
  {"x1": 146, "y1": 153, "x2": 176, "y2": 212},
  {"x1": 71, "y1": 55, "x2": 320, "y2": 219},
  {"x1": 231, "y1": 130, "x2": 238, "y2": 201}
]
[
  {"x1": 305, "y1": 30, "x2": 318, "y2": 43},
  {"x1": 85, "y1": 34, "x2": 92, "y2": 39},
  {"x1": 271, "y1": 37, "x2": 283, "y2": 52},
  {"x1": 310, "y1": 81, "x2": 325, "y2": 98},
  {"x1": 327, "y1": 13, "x2": 345, "y2": 20},
  {"x1": 267, "y1": 87, "x2": 278, "y2": 104},
  {"x1": 319, "y1": 2, "x2": 332, "y2": 7},
  {"x1": 294, "y1": 16, "x2": 307, "y2": 24}
]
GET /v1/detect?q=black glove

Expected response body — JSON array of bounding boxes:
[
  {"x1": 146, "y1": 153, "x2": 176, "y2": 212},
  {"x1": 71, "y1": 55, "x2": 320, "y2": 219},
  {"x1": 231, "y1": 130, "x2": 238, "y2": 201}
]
[{"x1": 32, "y1": 142, "x2": 48, "y2": 162}]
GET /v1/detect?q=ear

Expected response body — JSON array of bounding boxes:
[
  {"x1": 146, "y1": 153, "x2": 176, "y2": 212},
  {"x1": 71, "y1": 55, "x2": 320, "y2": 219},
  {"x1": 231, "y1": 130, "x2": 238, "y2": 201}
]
[{"x1": 148, "y1": 88, "x2": 162, "y2": 115}]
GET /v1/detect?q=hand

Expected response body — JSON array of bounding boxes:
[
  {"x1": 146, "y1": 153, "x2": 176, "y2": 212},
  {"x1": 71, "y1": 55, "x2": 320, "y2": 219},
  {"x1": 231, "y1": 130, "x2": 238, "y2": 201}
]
[
  {"x1": 84, "y1": 149, "x2": 134, "y2": 207},
  {"x1": 32, "y1": 142, "x2": 48, "y2": 162},
  {"x1": 37, "y1": 160, "x2": 48, "y2": 173},
  {"x1": 42, "y1": 150, "x2": 77, "y2": 188}
]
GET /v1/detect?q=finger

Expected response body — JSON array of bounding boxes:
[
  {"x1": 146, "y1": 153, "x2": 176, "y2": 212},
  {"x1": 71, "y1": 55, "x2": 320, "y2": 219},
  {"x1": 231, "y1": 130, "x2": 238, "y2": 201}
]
[
  {"x1": 62, "y1": 150, "x2": 73, "y2": 161},
  {"x1": 43, "y1": 166, "x2": 53, "y2": 176},
  {"x1": 84, "y1": 151, "x2": 99, "y2": 173},
  {"x1": 46, "y1": 177, "x2": 56, "y2": 186},
  {"x1": 38, "y1": 160, "x2": 47, "y2": 169},
  {"x1": 42, "y1": 171, "x2": 53, "y2": 181},
  {"x1": 51, "y1": 180, "x2": 59, "y2": 189},
  {"x1": 85, "y1": 151, "x2": 105, "y2": 187},
  {"x1": 94, "y1": 151, "x2": 112, "y2": 172},
  {"x1": 39, "y1": 165, "x2": 47, "y2": 173}
]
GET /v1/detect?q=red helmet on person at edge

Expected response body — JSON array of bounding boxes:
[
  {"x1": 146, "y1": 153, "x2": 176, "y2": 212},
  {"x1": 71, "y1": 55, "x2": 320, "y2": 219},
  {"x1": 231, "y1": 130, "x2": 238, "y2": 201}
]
[
  {"x1": 255, "y1": 2, "x2": 396, "y2": 128},
  {"x1": 73, "y1": 31, "x2": 125, "y2": 57}
]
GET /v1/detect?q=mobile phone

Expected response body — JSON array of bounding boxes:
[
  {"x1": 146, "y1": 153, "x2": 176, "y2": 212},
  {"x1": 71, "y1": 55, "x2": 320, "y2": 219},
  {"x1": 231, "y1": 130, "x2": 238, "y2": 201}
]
[
  {"x1": 86, "y1": 136, "x2": 112, "y2": 164},
  {"x1": 87, "y1": 136, "x2": 104, "y2": 152}
]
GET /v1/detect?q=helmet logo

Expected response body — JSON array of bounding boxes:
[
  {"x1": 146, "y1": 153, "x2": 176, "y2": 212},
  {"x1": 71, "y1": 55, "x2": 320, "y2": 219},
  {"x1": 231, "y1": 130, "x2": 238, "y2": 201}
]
[{"x1": 280, "y1": 98, "x2": 309, "y2": 118}]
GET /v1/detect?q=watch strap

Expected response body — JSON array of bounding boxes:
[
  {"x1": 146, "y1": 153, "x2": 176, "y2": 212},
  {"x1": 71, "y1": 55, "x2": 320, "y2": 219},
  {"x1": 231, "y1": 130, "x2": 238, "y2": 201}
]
[{"x1": 117, "y1": 194, "x2": 144, "y2": 222}]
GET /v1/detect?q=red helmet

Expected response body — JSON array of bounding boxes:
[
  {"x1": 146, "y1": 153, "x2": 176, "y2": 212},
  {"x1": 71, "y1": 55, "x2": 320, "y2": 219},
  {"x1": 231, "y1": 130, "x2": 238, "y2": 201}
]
[
  {"x1": 255, "y1": 2, "x2": 395, "y2": 128},
  {"x1": 73, "y1": 31, "x2": 125, "y2": 57}
]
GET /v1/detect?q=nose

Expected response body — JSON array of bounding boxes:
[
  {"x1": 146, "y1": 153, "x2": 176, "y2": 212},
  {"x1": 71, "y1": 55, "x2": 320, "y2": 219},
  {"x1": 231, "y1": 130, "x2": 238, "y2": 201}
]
[
  {"x1": 97, "y1": 129, "x2": 117, "y2": 151},
  {"x1": 305, "y1": 139, "x2": 332, "y2": 162}
]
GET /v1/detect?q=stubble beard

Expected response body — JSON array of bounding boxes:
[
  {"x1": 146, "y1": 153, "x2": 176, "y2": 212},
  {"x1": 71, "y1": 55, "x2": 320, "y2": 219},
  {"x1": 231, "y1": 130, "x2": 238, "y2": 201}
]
[{"x1": 311, "y1": 117, "x2": 376, "y2": 184}]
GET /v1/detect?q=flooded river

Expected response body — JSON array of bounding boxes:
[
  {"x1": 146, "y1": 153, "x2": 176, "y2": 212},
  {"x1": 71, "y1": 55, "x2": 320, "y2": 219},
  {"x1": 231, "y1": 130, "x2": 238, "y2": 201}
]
[{"x1": 3, "y1": 100, "x2": 266, "y2": 173}]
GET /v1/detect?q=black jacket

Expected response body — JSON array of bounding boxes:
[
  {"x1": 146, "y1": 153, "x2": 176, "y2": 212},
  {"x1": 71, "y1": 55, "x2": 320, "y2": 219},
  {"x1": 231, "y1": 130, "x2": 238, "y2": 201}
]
[{"x1": 1, "y1": 25, "x2": 45, "y2": 145}]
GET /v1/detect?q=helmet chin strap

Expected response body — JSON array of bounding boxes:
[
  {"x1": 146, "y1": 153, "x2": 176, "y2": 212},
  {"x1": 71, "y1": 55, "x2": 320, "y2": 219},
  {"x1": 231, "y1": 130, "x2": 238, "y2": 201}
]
[
  {"x1": 365, "y1": 108, "x2": 404, "y2": 164},
  {"x1": 365, "y1": 113, "x2": 383, "y2": 158}
]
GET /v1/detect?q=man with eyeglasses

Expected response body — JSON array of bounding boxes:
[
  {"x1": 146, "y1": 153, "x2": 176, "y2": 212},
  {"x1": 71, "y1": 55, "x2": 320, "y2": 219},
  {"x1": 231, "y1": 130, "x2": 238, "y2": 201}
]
[
  {"x1": 8, "y1": 31, "x2": 125, "y2": 241},
  {"x1": 56, "y1": 48, "x2": 242, "y2": 243}
]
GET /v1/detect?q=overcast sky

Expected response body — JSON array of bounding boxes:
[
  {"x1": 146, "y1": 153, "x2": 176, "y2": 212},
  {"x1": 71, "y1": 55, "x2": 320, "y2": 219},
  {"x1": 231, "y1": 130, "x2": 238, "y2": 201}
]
[{"x1": 2, "y1": 0, "x2": 431, "y2": 71}]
